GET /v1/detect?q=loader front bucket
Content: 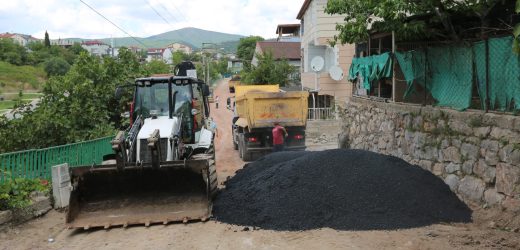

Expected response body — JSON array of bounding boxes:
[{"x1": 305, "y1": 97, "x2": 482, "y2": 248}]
[{"x1": 66, "y1": 160, "x2": 215, "y2": 229}]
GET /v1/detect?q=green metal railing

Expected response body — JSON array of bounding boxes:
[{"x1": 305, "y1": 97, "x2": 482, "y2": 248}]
[{"x1": 0, "y1": 136, "x2": 113, "y2": 182}]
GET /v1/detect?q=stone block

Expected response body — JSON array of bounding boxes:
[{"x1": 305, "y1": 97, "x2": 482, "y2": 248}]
[
  {"x1": 449, "y1": 120, "x2": 473, "y2": 135},
  {"x1": 442, "y1": 146, "x2": 462, "y2": 163},
  {"x1": 458, "y1": 176, "x2": 486, "y2": 203},
  {"x1": 464, "y1": 137, "x2": 480, "y2": 145},
  {"x1": 473, "y1": 159, "x2": 496, "y2": 184},
  {"x1": 445, "y1": 163, "x2": 461, "y2": 174},
  {"x1": 509, "y1": 149, "x2": 520, "y2": 165},
  {"x1": 418, "y1": 160, "x2": 433, "y2": 171},
  {"x1": 484, "y1": 150, "x2": 499, "y2": 166},
  {"x1": 432, "y1": 163, "x2": 445, "y2": 176},
  {"x1": 0, "y1": 210, "x2": 13, "y2": 225},
  {"x1": 462, "y1": 160, "x2": 475, "y2": 175},
  {"x1": 484, "y1": 189, "x2": 504, "y2": 206},
  {"x1": 496, "y1": 163, "x2": 520, "y2": 196},
  {"x1": 490, "y1": 127, "x2": 519, "y2": 143},
  {"x1": 451, "y1": 139, "x2": 462, "y2": 148},
  {"x1": 423, "y1": 122, "x2": 437, "y2": 133},
  {"x1": 481, "y1": 139, "x2": 499, "y2": 152},
  {"x1": 461, "y1": 143, "x2": 479, "y2": 161},
  {"x1": 499, "y1": 144, "x2": 513, "y2": 162},
  {"x1": 445, "y1": 174, "x2": 459, "y2": 192},
  {"x1": 474, "y1": 126, "x2": 491, "y2": 138}
]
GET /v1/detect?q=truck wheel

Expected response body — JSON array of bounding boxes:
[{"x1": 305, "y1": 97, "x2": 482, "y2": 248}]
[
  {"x1": 233, "y1": 140, "x2": 238, "y2": 150},
  {"x1": 241, "y1": 137, "x2": 252, "y2": 162},
  {"x1": 238, "y1": 136, "x2": 244, "y2": 159}
]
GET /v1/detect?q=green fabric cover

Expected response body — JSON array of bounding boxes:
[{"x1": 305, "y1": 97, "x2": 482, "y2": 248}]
[
  {"x1": 395, "y1": 50, "x2": 426, "y2": 97},
  {"x1": 427, "y1": 46, "x2": 474, "y2": 110},
  {"x1": 348, "y1": 52, "x2": 393, "y2": 90}
]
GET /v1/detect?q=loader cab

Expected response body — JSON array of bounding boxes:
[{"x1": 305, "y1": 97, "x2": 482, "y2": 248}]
[{"x1": 132, "y1": 77, "x2": 210, "y2": 143}]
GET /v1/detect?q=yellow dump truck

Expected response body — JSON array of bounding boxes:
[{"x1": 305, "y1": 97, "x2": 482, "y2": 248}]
[
  {"x1": 228, "y1": 85, "x2": 309, "y2": 161},
  {"x1": 228, "y1": 75, "x2": 241, "y2": 93}
]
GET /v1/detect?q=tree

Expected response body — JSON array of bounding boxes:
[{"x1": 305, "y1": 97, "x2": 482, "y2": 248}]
[
  {"x1": 325, "y1": 0, "x2": 519, "y2": 45},
  {"x1": 44, "y1": 57, "x2": 70, "y2": 76},
  {"x1": 44, "y1": 31, "x2": 50, "y2": 47},
  {"x1": 145, "y1": 60, "x2": 171, "y2": 74},
  {"x1": 236, "y1": 36, "x2": 264, "y2": 69},
  {"x1": 0, "y1": 39, "x2": 27, "y2": 65},
  {"x1": 0, "y1": 50, "x2": 146, "y2": 153},
  {"x1": 241, "y1": 51, "x2": 296, "y2": 87}
]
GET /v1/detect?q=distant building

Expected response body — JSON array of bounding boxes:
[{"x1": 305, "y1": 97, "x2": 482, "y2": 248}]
[
  {"x1": 227, "y1": 59, "x2": 243, "y2": 73},
  {"x1": 276, "y1": 24, "x2": 301, "y2": 42},
  {"x1": 251, "y1": 41, "x2": 301, "y2": 67},
  {"x1": 0, "y1": 33, "x2": 39, "y2": 46},
  {"x1": 146, "y1": 48, "x2": 175, "y2": 63},
  {"x1": 52, "y1": 39, "x2": 75, "y2": 48},
  {"x1": 167, "y1": 42, "x2": 192, "y2": 54},
  {"x1": 81, "y1": 40, "x2": 111, "y2": 56}
]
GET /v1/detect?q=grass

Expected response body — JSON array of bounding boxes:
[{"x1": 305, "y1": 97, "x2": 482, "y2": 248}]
[
  {"x1": 0, "y1": 100, "x2": 30, "y2": 110},
  {"x1": 0, "y1": 61, "x2": 46, "y2": 91},
  {"x1": 1, "y1": 92, "x2": 43, "y2": 100}
]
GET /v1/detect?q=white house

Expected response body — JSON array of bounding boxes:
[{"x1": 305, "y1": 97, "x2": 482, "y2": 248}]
[
  {"x1": 297, "y1": 0, "x2": 355, "y2": 107},
  {"x1": 0, "y1": 33, "x2": 39, "y2": 46},
  {"x1": 81, "y1": 40, "x2": 111, "y2": 57}
]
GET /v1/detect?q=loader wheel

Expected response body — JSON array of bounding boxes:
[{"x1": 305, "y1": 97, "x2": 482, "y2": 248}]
[{"x1": 208, "y1": 158, "x2": 218, "y2": 199}]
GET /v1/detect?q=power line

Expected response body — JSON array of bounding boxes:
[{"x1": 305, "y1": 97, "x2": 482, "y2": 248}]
[
  {"x1": 145, "y1": 0, "x2": 205, "y2": 49},
  {"x1": 79, "y1": 0, "x2": 149, "y2": 48},
  {"x1": 146, "y1": 1, "x2": 174, "y2": 26}
]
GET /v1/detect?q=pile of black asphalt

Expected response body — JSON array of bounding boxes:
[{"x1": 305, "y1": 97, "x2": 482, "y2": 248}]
[{"x1": 213, "y1": 149, "x2": 472, "y2": 231}]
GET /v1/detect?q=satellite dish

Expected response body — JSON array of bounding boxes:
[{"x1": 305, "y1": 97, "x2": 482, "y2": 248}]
[
  {"x1": 310, "y1": 56, "x2": 324, "y2": 72},
  {"x1": 329, "y1": 65, "x2": 344, "y2": 81}
]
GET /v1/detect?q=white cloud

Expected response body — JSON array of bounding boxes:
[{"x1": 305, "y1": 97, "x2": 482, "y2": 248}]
[{"x1": 0, "y1": 0, "x2": 304, "y2": 40}]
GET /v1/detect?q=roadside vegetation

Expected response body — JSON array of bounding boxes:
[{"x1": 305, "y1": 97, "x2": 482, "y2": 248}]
[{"x1": 235, "y1": 36, "x2": 296, "y2": 86}]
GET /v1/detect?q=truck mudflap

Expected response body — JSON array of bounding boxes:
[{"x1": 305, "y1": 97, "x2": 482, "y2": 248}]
[{"x1": 66, "y1": 158, "x2": 216, "y2": 229}]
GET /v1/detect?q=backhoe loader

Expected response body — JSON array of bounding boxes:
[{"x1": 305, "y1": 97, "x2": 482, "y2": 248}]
[{"x1": 66, "y1": 62, "x2": 217, "y2": 229}]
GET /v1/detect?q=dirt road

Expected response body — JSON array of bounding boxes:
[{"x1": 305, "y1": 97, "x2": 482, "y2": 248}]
[{"x1": 0, "y1": 79, "x2": 518, "y2": 250}]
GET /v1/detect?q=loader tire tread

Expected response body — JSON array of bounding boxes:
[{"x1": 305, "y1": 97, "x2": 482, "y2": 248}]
[{"x1": 208, "y1": 159, "x2": 218, "y2": 199}]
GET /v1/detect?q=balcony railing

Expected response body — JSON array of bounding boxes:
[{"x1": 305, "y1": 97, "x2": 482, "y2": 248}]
[{"x1": 308, "y1": 107, "x2": 336, "y2": 120}]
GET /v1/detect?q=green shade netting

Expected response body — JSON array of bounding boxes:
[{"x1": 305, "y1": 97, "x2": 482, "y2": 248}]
[
  {"x1": 348, "y1": 52, "x2": 393, "y2": 90},
  {"x1": 474, "y1": 36, "x2": 520, "y2": 111}
]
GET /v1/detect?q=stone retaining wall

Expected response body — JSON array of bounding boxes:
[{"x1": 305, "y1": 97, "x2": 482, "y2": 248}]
[{"x1": 339, "y1": 97, "x2": 520, "y2": 211}]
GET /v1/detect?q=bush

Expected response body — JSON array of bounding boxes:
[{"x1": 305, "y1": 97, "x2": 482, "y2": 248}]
[
  {"x1": 44, "y1": 57, "x2": 70, "y2": 77},
  {"x1": 0, "y1": 173, "x2": 50, "y2": 210}
]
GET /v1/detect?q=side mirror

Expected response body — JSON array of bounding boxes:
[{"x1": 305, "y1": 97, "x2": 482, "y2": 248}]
[{"x1": 202, "y1": 84, "x2": 210, "y2": 97}]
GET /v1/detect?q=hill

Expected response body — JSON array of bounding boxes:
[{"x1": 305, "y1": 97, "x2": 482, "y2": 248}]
[
  {"x1": 0, "y1": 61, "x2": 46, "y2": 92},
  {"x1": 58, "y1": 28, "x2": 244, "y2": 52}
]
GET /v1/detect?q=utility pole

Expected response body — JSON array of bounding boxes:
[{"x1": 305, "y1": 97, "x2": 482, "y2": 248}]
[{"x1": 202, "y1": 42, "x2": 217, "y2": 84}]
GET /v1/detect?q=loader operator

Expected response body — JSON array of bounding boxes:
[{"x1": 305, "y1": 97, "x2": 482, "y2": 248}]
[{"x1": 272, "y1": 122, "x2": 288, "y2": 152}]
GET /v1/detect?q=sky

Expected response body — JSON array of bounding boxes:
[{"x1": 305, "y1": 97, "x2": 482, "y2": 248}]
[{"x1": 0, "y1": 0, "x2": 304, "y2": 40}]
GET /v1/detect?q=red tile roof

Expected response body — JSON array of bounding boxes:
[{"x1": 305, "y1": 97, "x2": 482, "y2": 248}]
[
  {"x1": 82, "y1": 40, "x2": 107, "y2": 46},
  {"x1": 0, "y1": 33, "x2": 14, "y2": 38},
  {"x1": 257, "y1": 41, "x2": 300, "y2": 60}
]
